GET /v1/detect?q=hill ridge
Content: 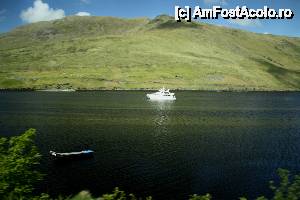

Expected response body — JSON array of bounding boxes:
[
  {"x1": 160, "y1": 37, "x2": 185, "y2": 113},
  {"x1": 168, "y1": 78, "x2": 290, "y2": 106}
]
[{"x1": 0, "y1": 15, "x2": 300, "y2": 90}]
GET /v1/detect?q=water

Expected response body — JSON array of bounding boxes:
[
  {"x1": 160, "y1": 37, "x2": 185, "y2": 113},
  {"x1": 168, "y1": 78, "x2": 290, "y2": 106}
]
[{"x1": 0, "y1": 91, "x2": 300, "y2": 200}]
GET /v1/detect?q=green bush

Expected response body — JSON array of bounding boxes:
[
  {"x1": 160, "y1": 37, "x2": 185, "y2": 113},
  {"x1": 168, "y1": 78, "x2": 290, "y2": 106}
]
[
  {"x1": 241, "y1": 169, "x2": 300, "y2": 200},
  {"x1": 0, "y1": 129, "x2": 43, "y2": 199},
  {"x1": 189, "y1": 194, "x2": 211, "y2": 200}
]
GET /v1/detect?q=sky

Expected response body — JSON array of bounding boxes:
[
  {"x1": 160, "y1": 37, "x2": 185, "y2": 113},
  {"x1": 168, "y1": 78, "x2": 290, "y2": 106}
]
[{"x1": 0, "y1": 0, "x2": 299, "y2": 37}]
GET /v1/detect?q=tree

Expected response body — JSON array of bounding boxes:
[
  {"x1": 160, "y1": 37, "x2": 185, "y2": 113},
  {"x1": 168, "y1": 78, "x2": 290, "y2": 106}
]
[
  {"x1": 269, "y1": 168, "x2": 300, "y2": 200},
  {"x1": 0, "y1": 129, "x2": 43, "y2": 199},
  {"x1": 241, "y1": 169, "x2": 300, "y2": 200}
]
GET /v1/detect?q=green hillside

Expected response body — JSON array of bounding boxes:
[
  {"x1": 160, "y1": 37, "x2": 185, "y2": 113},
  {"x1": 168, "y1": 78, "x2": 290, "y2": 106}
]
[{"x1": 0, "y1": 15, "x2": 300, "y2": 90}]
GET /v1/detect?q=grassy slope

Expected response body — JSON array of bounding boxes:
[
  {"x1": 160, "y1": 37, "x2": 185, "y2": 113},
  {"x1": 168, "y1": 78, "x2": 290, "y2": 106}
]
[{"x1": 0, "y1": 15, "x2": 300, "y2": 90}]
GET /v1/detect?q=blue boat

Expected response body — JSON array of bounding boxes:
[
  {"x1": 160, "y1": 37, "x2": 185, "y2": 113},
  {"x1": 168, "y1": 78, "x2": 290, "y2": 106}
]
[{"x1": 49, "y1": 150, "x2": 94, "y2": 159}]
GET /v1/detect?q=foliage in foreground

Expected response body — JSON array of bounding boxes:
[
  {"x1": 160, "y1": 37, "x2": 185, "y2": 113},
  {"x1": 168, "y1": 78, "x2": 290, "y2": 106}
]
[
  {"x1": 250, "y1": 168, "x2": 300, "y2": 200},
  {"x1": 63, "y1": 169, "x2": 300, "y2": 200},
  {"x1": 0, "y1": 129, "x2": 43, "y2": 199},
  {"x1": 1, "y1": 129, "x2": 300, "y2": 200},
  {"x1": 63, "y1": 187, "x2": 211, "y2": 200},
  {"x1": 67, "y1": 187, "x2": 152, "y2": 200}
]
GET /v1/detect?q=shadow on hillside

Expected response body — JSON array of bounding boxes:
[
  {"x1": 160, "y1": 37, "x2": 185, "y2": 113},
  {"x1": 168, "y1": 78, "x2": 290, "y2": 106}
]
[
  {"x1": 148, "y1": 15, "x2": 200, "y2": 29},
  {"x1": 155, "y1": 20, "x2": 199, "y2": 29},
  {"x1": 255, "y1": 58, "x2": 300, "y2": 89}
]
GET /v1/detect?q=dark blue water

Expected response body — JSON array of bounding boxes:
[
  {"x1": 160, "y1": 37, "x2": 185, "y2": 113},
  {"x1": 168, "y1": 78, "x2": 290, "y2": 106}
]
[{"x1": 0, "y1": 91, "x2": 300, "y2": 200}]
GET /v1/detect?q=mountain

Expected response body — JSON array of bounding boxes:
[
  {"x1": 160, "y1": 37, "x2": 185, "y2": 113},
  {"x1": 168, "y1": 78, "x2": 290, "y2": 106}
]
[{"x1": 0, "y1": 15, "x2": 300, "y2": 90}]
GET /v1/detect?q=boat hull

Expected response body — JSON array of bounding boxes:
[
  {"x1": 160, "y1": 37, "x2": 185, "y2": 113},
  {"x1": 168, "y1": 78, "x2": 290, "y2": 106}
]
[
  {"x1": 146, "y1": 94, "x2": 176, "y2": 101},
  {"x1": 50, "y1": 150, "x2": 94, "y2": 160}
]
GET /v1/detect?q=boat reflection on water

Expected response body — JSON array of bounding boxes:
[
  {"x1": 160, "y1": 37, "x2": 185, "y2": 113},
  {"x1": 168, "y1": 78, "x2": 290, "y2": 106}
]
[
  {"x1": 148, "y1": 99, "x2": 174, "y2": 111},
  {"x1": 148, "y1": 99, "x2": 175, "y2": 139}
]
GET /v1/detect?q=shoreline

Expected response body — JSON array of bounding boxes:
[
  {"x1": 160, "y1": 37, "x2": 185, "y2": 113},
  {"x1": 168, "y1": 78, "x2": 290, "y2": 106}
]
[{"x1": 0, "y1": 88, "x2": 300, "y2": 92}]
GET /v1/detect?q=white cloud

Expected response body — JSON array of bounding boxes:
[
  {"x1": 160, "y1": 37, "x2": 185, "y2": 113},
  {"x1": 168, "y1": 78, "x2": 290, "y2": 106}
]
[
  {"x1": 228, "y1": 18, "x2": 262, "y2": 27},
  {"x1": 204, "y1": 0, "x2": 227, "y2": 5},
  {"x1": 264, "y1": 32, "x2": 269, "y2": 35},
  {"x1": 75, "y1": 12, "x2": 91, "y2": 16},
  {"x1": 20, "y1": 0, "x2": 65, "y2": 23}
]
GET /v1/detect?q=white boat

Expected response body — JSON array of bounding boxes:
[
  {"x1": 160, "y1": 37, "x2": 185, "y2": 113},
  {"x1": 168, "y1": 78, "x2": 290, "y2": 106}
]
[{"x1": 146, "y1": 88, "x2": 176, "y2": 101}]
